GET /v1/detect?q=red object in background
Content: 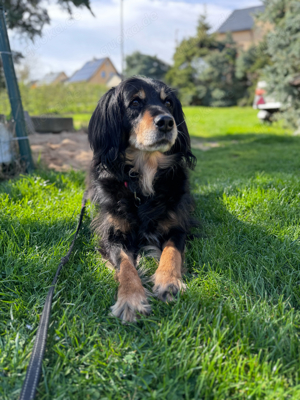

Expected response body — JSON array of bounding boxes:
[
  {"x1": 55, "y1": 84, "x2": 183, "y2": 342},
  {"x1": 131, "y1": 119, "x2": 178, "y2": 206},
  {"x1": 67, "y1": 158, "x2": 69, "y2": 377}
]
[
  {"x1": 257, "y1": 96, "x2": 265, "y2": 106},
  {"x1": 255, "y1": 88, "x2": 266, "y2": 95}
]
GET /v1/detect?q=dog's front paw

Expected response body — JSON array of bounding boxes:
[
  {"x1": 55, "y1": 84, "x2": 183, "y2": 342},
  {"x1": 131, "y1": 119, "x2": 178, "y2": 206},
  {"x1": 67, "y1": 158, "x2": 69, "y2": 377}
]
[
  {"x1": 111, "y1": 291, "x2": 151, "y2": 323},
  {"x1": 153, "y1": 274, "x2": 186, "y2": 302}
]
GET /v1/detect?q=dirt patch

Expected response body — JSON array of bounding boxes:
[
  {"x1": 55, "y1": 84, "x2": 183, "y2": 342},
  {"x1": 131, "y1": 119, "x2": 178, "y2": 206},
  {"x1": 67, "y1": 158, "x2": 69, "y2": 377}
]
[
  {"x1": 190, "y1": 138, "x2": 220, "y2": 151},
  {"x1": 28, "y1": 132, "x2": 222, "y2": 172},
  {"x1": 29, "y1": 131, "x2": 92, "y2": 172}
]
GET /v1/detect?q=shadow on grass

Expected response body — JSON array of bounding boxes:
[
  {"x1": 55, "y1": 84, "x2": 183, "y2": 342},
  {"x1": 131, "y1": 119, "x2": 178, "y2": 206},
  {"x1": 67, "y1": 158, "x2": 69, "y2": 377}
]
[
  {"x1": 3, "y1": 135, "x2": 300, "y2": 398},
  {"x1": 188, "y1": 132, "x2": 300, "y2": 302},
  {"x1": 191, "y1": 132, "x2": 297, "y2": 143},
  {"x1": 190, "y1": 133, "x2": 300, "y2": 183},
  {"x1": 187, "y1": 191, "x2": 300, "y2": 306}
]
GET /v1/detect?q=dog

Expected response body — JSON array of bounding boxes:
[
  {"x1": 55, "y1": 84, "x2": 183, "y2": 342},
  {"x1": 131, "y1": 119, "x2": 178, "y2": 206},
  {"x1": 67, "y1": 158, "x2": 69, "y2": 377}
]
[{"x1": 88, "y1": 76, "x2": 197, "y2": 323}]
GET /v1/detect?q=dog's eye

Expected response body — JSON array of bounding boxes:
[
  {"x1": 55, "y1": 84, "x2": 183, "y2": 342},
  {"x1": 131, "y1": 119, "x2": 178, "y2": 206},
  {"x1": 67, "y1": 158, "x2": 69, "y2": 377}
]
[
  {"x1": 131, "y1": 99, "x2": 140, "y2": 108},
  {"x1": 165, "y1": 100, "x2": 172, "y2": 108}
]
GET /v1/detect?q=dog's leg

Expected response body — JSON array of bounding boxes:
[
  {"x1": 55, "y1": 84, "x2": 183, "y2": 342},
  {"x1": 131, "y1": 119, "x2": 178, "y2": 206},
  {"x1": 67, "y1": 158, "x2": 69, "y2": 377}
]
[
  {"x1": 153, "y1": 239, "x2": 185, "y2": 302},
  {"x1": 111, "y1": 250, "x2": 150, "y2": 323}
]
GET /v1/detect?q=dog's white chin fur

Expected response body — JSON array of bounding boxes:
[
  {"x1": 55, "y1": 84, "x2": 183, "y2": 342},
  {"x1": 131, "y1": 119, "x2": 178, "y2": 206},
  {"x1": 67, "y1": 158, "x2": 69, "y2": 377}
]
[
  {"x1": 129, "y1": 128, "x2": 178, "y2": 153},
  {"x1": 139, "y1": 143, "x2": 172, "y2": 153},
  {"x1": 125, "y1": 146, "x2": 176, "y2": 196}
]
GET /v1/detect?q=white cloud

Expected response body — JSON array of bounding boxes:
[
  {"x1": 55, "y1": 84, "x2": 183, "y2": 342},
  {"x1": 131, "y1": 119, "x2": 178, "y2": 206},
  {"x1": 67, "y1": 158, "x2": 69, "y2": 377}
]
[{"x1": 8, "y1": 0, "x2": 262, "y2": 80}]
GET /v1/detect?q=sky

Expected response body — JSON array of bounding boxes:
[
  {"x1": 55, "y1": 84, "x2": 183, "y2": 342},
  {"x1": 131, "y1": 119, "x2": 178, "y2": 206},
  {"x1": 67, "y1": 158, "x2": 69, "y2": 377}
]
[{"x1": 8, "y1": 0, "x2": 262, "y2": 80}]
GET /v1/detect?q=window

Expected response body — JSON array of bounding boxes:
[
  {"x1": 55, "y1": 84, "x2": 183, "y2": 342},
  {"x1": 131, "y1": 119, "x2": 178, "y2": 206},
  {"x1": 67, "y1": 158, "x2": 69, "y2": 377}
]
[{"x1": 101, "y1": 71, "x2": 106, "y2": 78}]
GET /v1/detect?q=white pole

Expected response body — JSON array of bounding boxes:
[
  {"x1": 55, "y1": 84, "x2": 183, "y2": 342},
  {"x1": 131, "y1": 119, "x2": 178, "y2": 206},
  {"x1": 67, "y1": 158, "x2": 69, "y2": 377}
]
[{"x1": 120, "y1": 0, "x2": 124, "y2": 79}]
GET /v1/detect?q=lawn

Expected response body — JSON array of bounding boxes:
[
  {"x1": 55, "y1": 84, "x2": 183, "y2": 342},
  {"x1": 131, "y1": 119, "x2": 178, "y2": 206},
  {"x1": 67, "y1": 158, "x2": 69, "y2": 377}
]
[
  {"x1": 1, "y1": 107, "x2": 300, "y2": 399},
  {"x1": 67, "y1": 106, "x2": 291, "y2": 134}
]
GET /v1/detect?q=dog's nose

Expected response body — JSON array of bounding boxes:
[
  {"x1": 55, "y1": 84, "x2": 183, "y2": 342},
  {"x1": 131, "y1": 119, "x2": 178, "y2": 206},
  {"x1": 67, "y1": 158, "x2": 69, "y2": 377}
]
[{"x1": 154, "y1": 115, "x2": 174, "y2": 133}]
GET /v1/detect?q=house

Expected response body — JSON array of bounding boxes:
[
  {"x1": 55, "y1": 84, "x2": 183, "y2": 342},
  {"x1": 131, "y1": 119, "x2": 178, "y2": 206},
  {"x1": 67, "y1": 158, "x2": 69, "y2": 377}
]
[
  {"x1": 67, "y1": 57, "x2": 119, "y2": 85},
  {"x1": 36, "y1": 71, "x2": 68, "y2": 86},
  {"x1": 216, "y1": 5, "x2": 271, "y2": 50},
  {"x1": 106, "y1": 74, "x2": 122, "y2": 88}
]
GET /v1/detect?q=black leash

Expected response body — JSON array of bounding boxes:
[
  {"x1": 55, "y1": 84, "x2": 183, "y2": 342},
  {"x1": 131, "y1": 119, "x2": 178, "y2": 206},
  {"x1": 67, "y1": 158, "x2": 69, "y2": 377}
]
[{"x1": 20, "y1": 191, "x2": 88, "y2": 400}]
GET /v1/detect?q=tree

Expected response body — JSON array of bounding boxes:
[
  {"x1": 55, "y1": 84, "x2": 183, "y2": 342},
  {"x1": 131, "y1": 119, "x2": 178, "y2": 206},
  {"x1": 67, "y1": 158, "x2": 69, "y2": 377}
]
[
  {"x1": 166, "y1": 16, "x2": 248, "y2": 106},
  {"x1": 124, "y1": 52, "x2": 169, "y2": 81},
  {"x1": 3, "y1": 0, "x2": 93, "y2": 40},
  {"x1": 0, "y1": 1, "x2": 92, "y2": 93},
  {"x1": 259, "y1": 0, "x2": 300, "y2": 128},
  {"x1": 166, "y1": 15, "x2": 220, "y2": 105},
  {"x1": 200, "y1": 33, "x2": 246, "y2": 107},
  {"x1": 235, "y1": 40, "x2": 271, "y2": 105},
  {"x1": 0, "y1": 51, "x2": 23, "y2": 89}
]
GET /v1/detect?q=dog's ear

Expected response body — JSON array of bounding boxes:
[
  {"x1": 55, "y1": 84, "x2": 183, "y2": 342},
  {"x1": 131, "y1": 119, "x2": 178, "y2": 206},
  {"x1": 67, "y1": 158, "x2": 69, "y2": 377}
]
[
  {"x1": 88, "y1": 87, "x2": 124, "y2": 173},
  {"x1": 171, "y1": 95, "x2": 196, "y2": 170}
]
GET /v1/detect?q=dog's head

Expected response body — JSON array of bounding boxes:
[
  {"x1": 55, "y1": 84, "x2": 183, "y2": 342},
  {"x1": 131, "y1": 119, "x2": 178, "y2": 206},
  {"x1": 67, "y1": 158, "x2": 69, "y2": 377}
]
[{"x1": 88, "y1": 76, "x2": 195, "y2": 176}]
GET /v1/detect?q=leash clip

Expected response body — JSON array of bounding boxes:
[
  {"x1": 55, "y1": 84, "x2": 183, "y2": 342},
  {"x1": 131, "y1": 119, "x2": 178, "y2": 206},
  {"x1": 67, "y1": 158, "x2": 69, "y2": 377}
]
[
  {"x1": 134, "y1": 191, "x2": 141, "y2": 207},
  {"x1": 124, "y1": 181, "x2": 141, "y2": 206}
]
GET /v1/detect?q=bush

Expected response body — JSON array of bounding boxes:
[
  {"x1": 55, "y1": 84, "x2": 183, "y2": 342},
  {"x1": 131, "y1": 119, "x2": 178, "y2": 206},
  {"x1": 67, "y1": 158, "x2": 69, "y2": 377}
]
[
  {"x1": 0, "y1": 82, "x2": 107, "y2": 116},
  {"x1": 124, "y1": 52, "x2": 169, "y2": 81},
  {"x1": 260, "y1": 0, "x2": 300, "y2": 129},
  {"x1": 166, "y1": 16, "x2": 249, "y2": 107}
]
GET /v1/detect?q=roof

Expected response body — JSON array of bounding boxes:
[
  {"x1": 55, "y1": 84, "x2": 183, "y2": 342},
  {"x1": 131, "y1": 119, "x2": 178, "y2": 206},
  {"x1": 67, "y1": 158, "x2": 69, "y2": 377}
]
[
  {"x1": 37, "y1": 72, "x2": 65, "y2": 85},
  {"x1": 67, "y1": 58, "x2": 105, "y2": 83},
  {"x1": 217, "y1": 5, "x2": 265, "y2": 33}
]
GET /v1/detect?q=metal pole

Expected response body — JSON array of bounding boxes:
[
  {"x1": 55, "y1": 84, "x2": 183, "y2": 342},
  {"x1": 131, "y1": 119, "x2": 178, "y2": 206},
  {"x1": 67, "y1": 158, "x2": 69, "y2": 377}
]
[
  {"x1": 0, "y1": 5, "x2": 34, "y2": 172},
  {"x1": 120, "y1": 0, "x2": 124, "y2": 79}
]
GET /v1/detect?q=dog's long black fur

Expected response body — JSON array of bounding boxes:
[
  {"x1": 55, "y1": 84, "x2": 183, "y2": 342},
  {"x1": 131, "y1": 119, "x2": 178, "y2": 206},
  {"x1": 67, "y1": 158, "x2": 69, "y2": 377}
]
[{"x1": 88, "y1": 76, "x2": 197, "y2": 321}]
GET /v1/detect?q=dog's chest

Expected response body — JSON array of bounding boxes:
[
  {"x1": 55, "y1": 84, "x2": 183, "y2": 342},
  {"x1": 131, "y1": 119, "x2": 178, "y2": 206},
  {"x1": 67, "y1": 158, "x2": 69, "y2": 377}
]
[
  {"x1": 122, "y1": 176, "x2": 182, "y2": 236},
  {"x1": 97, "y1": 166, "x2": 187, "y2": 243}
]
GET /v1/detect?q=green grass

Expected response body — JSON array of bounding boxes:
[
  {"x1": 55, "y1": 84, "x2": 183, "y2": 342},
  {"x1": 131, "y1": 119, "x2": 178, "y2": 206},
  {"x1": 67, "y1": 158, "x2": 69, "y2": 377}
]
[
  {"x1": 0, "y1": 81, "x2": 291, "y2": 135},
  {"x1": 62, "y1": 113, "x2": 93, "y2": 130},
  {"x1": 65, "y1": 106, "x2": 292, "y2": 134},
  {"x1": 1, "y1": 107, "x2": 300, "y2": 399},
  {"x1": 184, "y1": 106, "x2": 291, "y2": 137}
]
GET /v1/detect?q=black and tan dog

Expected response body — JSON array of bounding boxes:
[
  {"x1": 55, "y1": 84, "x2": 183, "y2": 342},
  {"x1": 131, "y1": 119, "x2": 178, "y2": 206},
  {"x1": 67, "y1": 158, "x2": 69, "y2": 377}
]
[{"x1": 88, "y1": 76, "x2": 196, "y2": 323}]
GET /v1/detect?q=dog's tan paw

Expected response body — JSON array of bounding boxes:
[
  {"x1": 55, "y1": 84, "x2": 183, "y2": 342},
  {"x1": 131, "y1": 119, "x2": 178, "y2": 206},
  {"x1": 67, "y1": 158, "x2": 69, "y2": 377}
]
[
  {"x1": 111, "y1": 292, "x2": 151, "y2": 323},
  {"x1": 153, "y1": 275, "x2": 186, "y2": 302}
]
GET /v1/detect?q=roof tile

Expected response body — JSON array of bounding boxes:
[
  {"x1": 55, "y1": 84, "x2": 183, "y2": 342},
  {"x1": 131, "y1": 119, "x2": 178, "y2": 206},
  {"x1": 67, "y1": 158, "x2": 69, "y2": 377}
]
[
  {"x1": 67, "y1": 58, "x2": 105, "y2": 83},
  {"x1": 217, "y1": 5, "x2": 265, "y2": 34}
]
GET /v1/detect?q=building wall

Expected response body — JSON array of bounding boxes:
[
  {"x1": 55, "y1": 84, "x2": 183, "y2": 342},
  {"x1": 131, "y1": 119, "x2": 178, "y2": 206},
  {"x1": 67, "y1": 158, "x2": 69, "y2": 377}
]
[
  {"x1": 53, "y1": 72, "x2": 68, "y2": 84},
  {"x1": 106, "y1": 74, "x2": 122, "y2": 88},
  {"x1": 89, "y1": 58, "x2": 119, "y2": 84},
  {"x1": 217, "y1": 30, "x2": 254, "y2": 50},
  {"x1": 217, "y1": 22, "x2": 272, "y2": 50},
  {"x1": 253, "y1": 21, "x2": 273, "y2": 45}
]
